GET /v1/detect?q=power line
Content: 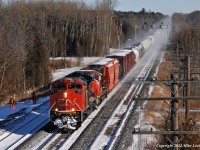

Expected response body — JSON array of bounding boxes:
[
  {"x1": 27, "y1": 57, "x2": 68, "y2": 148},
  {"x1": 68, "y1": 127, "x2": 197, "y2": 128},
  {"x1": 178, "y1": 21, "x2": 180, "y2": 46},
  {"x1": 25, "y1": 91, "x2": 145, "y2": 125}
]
[{"x1": 132, "y1": 55, "x2": 200, "y2": 149}]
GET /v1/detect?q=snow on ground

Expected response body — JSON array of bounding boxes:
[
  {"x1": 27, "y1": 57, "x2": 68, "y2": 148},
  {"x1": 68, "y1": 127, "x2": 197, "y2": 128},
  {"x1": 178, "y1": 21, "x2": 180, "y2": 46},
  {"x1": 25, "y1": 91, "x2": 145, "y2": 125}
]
[
  {"x1": 132, "y1": 105, "x2": 158, "y2": 150},
  {"x1": 51, "y1": 57, "x2": 102, "y2": 81},
  {"x1": 0, "y1": 97, "x2": 49, "y2": 122},
  {"x1": 81, "y1": 57, "x2": 102, "y2": 65},
  {"x1": 0, "y1": 96, "x2": 49, "y2": 138},
  {"x1": 0, "y1": 96, "x2": 50, "y2": 149},
  {"x1": 50, "y1": 57, "x2": 102, "y2": 66},
  {"x1": 52, "y1": 67, "x2": 81, "y2": 81}
]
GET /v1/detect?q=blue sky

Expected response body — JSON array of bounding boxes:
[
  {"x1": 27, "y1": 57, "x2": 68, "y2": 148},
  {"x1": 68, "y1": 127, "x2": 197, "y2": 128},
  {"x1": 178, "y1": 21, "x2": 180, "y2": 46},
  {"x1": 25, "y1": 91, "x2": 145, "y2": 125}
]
[{"x1": 85, "y1": 0, "x2": 200, "y2": 15}]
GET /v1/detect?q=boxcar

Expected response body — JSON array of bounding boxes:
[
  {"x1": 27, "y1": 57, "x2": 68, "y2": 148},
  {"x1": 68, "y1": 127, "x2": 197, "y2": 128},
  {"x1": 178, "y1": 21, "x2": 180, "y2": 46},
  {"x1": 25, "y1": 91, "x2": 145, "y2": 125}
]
[
  {"x1": 107, "y1": 50, "x2": 134, "y2": 78},
  {"x1": 119, "y1": 50, "x2": 134, "y2": 72},
  {"x1": 87, "y1": 58, "x2": 119, "y2": 93}
]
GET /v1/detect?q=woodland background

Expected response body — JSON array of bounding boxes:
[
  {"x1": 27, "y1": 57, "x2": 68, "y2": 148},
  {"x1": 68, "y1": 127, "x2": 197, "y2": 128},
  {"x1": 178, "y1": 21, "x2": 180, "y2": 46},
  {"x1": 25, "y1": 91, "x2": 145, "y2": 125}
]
[
  {"x1": 0, "y1": 0, "x2": 163, "y2": 102},
  {"x1": 1, "y1": 1, "x2": 200, "y2": 103}
]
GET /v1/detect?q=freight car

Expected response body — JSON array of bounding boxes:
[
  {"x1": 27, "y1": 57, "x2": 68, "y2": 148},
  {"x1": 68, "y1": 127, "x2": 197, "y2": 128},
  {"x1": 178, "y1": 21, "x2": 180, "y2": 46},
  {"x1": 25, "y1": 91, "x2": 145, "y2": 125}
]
[
  {"x1": 49, "y1": 29, "x2": 159, "y2": 130},
  {"x1": 107, "y1": 50, "x2": 134, "y2": 79}
]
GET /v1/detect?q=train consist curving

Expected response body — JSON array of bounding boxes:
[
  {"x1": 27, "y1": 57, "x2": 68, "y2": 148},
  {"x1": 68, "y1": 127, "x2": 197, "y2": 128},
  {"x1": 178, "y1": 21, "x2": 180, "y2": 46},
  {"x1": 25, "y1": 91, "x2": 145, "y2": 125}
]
[{"x1": 49, "y1": 29, "x2": 161, "y2": 130}]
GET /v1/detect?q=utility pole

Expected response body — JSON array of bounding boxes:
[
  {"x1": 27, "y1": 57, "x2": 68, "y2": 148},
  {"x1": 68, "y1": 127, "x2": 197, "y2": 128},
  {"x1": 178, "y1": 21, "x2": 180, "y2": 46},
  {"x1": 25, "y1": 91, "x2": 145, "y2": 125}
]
[
  {"x1": 185, "y1": 56, "x2": 190, "y2": 120},
  {"x1": 170, "y1": 74, "x2": 179, "y2": 149},
  {"x1": 178, "y1": 55, "x2": 191, "y2": 120},
  {"x1": 132, "y1": 76, "x2": 200, "y2": 149}
]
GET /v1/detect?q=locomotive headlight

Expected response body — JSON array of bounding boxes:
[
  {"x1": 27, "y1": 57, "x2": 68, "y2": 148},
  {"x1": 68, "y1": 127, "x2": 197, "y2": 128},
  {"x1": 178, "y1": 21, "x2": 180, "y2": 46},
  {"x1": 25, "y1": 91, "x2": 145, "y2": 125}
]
[
  {"x1": 71, "y1": 108, "x2": 75, "y2": 112},
  {"x1": 64, "y1": 92, "x2": 68, "y2": 98},
  {"x1": 55, "y1": 108, "x2": 58, "y2": 111}
]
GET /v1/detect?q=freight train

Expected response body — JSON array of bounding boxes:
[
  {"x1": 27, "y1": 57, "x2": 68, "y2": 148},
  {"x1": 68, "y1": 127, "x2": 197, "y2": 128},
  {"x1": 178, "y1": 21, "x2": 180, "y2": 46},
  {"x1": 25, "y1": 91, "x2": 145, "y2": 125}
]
[{"x1": 49, "y1": 29, "x2": 161, "y2": 130}]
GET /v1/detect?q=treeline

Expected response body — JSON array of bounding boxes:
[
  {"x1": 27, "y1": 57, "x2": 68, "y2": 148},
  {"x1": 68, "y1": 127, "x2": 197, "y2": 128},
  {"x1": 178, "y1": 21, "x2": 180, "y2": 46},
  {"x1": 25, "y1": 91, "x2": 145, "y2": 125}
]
[
  {"x1": 172, "y1": 11, "x2": 200, "y2": 30},
  {"x1": 0, "y1": 0, "x2": 164, "y2": 103},
  {"x1": 117, "y1": 9, "x2": 164, "y2": 42},
  {"x1": 171, "y1": 11, "x2": 200, "y2": 56},
  {"x1": 171, "y1": 11, "x2": 200, "y2": 113}
]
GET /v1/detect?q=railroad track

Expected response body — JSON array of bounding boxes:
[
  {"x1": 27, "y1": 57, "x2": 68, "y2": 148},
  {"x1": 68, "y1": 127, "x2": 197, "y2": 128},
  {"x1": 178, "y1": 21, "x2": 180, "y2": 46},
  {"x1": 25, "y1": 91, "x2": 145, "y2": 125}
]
[
  {"x1": 112, "y1": 30, "x2": 170, "y2": 150},
  {"x1": 36, "y1": 129, "x2": 73, "y2": 149},
  {"x1": 0, "y1": 101, "x2": 50, "y2": 149}
]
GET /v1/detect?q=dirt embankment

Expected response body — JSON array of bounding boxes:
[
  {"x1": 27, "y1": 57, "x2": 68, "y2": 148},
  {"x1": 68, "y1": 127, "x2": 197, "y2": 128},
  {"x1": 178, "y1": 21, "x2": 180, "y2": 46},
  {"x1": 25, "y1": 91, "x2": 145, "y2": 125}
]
[{"x1": 143, "y1": 52, "x2": 172, "y2": 137}]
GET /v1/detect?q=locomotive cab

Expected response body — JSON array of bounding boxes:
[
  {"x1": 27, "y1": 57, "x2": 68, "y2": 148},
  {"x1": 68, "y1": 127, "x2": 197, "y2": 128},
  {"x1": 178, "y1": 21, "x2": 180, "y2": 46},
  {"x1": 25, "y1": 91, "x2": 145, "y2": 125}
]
[
  {"x1": 50, "y1": 71, "x2": 102, "y2": 130},
  {"x1": 50, "y1": 78, "x2": 87, "y2": 129}
]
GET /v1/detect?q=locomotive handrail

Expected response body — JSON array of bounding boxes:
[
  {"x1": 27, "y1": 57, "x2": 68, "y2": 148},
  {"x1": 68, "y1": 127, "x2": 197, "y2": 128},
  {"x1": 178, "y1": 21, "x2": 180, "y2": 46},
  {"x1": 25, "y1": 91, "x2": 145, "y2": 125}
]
[{"x1": 49, "y1": 102, "x2": 56, "y2": 111}]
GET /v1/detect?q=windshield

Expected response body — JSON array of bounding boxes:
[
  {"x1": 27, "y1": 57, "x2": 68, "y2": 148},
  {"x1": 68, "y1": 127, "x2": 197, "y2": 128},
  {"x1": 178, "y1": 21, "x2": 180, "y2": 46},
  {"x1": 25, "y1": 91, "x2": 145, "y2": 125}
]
[
  {"x1": 52, "y1": 83, "x2": 66, "y2": 90},
  {"x1": 68, "y1": 83, "x2": 82, "y2": 89}
]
